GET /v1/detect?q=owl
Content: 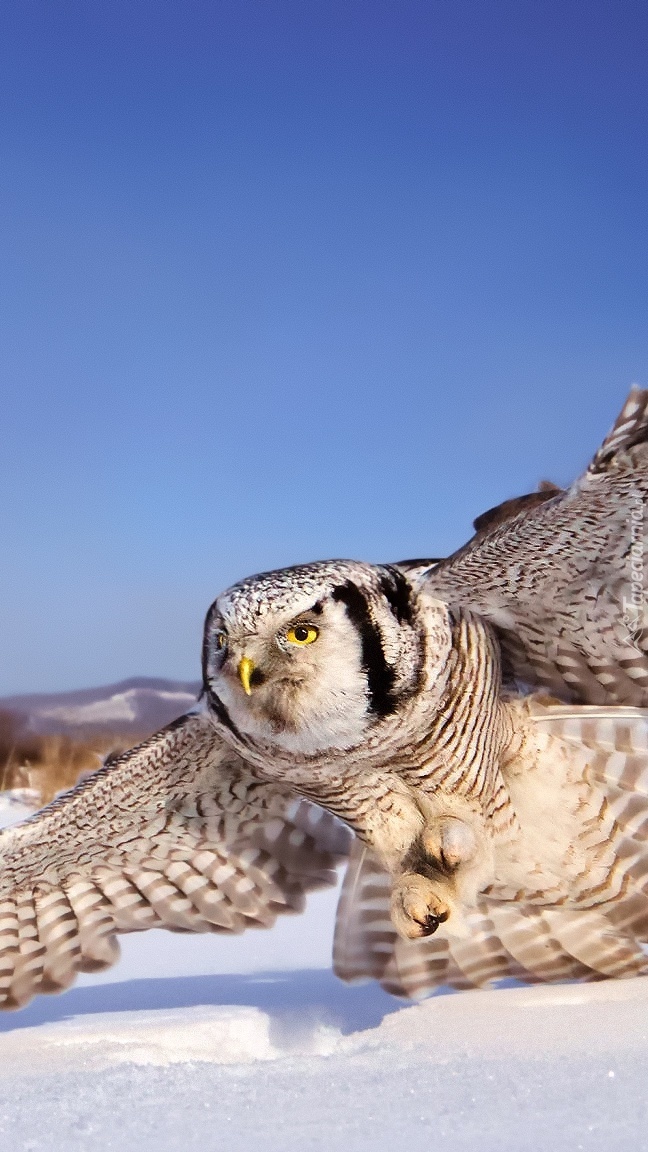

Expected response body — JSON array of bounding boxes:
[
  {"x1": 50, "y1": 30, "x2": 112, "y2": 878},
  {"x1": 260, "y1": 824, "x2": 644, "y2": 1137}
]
[{"x1": 0, "y1": 388, "x2": 647, "y2": 1009}]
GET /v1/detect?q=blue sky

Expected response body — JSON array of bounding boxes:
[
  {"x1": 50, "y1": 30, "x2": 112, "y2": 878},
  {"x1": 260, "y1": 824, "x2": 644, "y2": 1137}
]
[{"x1": 1, "y1": 0, "x2": 647, "y2": 694}]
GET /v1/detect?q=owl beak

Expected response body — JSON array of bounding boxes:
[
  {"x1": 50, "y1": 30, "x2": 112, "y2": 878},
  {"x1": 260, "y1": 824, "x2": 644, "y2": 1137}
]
[{"x1": 238, "y1": 656, "x2": 255, "y2": 696}]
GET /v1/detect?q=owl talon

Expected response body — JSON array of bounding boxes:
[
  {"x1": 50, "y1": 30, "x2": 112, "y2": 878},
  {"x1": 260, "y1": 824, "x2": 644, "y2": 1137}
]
[
  {"x1": 422, "y1": 908, "x2": 449, "y2": 936},
  {"x1": 390, "y1": 873, "x2": 452, "y2": 940}
]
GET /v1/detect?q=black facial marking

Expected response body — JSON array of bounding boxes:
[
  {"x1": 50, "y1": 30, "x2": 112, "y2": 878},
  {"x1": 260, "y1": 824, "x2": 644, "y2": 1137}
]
[
  {"x1": 331, "y1": 580, "x2": 397, "y2": 717},
  {"x1": 380, "y1": 566, "x2": 415, "y2": 625},
  {"x1": 202, "y1": 611, "x2": 215, "y2": 687},
  {"x1": 249, "y1": 667, "x2": 266, "y2": 688},
  {"x1": 206, "y1": 689, "x2": 243, "y2": 739},
  {"x1": 309, "y1": 600, "x2": 324, "y2": 615},
  {"x1": 202, "y1": 604, "x2": 222, "y2": 668},
  {"x1": 201, "y1": 605, "x2": 243, "y2": 739}
]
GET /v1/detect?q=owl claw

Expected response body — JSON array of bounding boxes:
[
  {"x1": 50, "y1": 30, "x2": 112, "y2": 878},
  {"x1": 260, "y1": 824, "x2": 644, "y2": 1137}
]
[
  {"x1": 388, "y1": 805, "x2": 495, "y2": 939},
  {"x1": 422, "y1": 908, "x2": 449, "y2": 936},
  {"x1": 390, "y1": 873, "x2": 452, "y2": 940}
]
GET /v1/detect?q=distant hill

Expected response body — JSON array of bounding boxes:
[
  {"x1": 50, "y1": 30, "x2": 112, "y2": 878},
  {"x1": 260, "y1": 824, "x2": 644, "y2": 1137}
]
[
  {"x1": 0, "y1": 677, "x2": 202, "y2": 739},
  {"x1": 0, "y1": 678, "x2": 203, "y2": 806}
]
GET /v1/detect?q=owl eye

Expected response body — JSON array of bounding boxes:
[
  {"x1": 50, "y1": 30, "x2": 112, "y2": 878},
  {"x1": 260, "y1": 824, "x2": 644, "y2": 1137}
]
[
  {"x1": 286, "y1": 624, "x2": 319, "y2": 646},
  {"x1": 214, "y1": 630, "x2": 228, "y2": 654}
]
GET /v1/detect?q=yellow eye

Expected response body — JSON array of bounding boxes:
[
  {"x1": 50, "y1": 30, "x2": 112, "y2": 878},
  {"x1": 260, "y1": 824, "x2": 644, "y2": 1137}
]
[{"x1": 286, "y1": 624, "x2": 319, "y2": 646}]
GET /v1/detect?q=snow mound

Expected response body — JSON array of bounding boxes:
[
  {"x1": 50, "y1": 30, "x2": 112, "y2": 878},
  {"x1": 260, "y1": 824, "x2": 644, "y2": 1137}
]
[
  {"x1": 2, "y1": 970, "x2": 648, "y2": 1074},
  {"x1": 1, "y1": 971, "x2": 648, "y2": 1150},
  {"x1": 1, "y1": 1003, "x2": 342, "y2": 1071}
]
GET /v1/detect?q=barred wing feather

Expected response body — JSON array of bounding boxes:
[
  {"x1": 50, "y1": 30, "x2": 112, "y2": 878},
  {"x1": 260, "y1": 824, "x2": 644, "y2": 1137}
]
[
  {"x1": 334, "y1": 706, "x2": 648, "y2": 998},
  {"x1": 417, "y1": 388, "x2": 648, "y2": 707},
  {"x1": 0, "y1": 713, "x2": 349, "y2": 1010}
]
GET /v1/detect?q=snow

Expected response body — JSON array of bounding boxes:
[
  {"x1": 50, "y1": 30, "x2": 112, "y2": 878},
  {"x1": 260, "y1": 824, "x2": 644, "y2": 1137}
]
[
  {"x1": 37, "y1": 688, "x2": 198, "y2": 727},
  {"x1": 0, "y1": 794, "x2": 40, "y2": 829},
  {"x1": 1, "y1": 803, "x2": 648, "y2": 1149},
  {"x1": 0, "y1": 972, "x2": 647, "y2": 1150}
]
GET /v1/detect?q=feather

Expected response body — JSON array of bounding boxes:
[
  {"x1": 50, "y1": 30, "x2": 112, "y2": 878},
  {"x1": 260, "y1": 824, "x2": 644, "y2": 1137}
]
[
  {"x1": 332, "y1": 704, "x2": 648, "y2": 999},
  {"x1": 0, "y1": 713, "x2": 348, "y2": 1009},
  {"x1": 419, "y1": 388, "x2": 648, "y2": 707}
]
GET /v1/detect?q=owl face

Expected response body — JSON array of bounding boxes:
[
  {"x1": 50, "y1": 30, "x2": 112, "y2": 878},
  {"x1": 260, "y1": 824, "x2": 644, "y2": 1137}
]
[{"x1": 202, "y1": 560, "x2": 427, "y2": 756}]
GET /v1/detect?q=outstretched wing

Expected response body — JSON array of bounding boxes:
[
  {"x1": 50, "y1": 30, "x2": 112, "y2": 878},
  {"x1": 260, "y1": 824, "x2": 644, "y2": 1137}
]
[
  {"x1": 0, "y1": 712, "x2": 350, "y2": 1010},
  {"x1": 408, "y1": 387, "x2": 648, "y2": 706},
  {"x1": 334, "y1": 705, "x2": 648, "y2": 998}
]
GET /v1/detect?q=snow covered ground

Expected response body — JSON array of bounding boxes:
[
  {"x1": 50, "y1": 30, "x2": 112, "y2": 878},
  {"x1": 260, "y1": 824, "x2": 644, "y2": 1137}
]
[
  {"x1": 1, "y1": 797, "x2": 648, "y2": 1150},
  {"x1": 1, "y1": 973, "x2": 648, "y2": 1151}
]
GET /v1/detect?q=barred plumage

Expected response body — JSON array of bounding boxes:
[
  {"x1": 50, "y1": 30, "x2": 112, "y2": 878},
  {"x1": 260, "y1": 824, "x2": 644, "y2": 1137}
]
[
  {"x1": 0, "y1": 715, "x2": 348, "y2": 1008},
  {"x1": 334, "y1": 704, "x2": 648, "y2": 997},
  {"x1": 1, "y1": 387, "x2": 647, "y2": 1008}
]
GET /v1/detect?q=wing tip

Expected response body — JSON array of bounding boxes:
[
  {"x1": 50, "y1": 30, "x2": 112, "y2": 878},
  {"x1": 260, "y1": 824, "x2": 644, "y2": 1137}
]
[{"x1": 588, "y1": 385, "x2": 648, "y2": 475}]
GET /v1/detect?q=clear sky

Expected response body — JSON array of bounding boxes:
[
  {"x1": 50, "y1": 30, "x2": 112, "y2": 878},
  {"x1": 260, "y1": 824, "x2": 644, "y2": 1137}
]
[{"x1": 1, "y1": 0, "x2": 647, "y2": 695}]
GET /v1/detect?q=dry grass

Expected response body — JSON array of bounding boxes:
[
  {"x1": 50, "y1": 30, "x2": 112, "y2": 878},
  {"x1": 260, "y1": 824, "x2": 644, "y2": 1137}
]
[{"x1": 0, "y1": 709, "x2": 133, "y2": 806}]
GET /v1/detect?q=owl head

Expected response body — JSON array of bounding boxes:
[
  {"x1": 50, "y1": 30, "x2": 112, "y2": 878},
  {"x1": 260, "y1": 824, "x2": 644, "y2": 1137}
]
[{"x1": 201, "y1": 559, "x2": 447, "y2": 756}]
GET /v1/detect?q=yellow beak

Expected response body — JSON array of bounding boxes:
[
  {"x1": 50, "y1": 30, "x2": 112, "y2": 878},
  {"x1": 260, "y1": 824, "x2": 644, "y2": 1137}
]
[{"x1": 238, "y1": 656, "x2": 255, "y2": 696}]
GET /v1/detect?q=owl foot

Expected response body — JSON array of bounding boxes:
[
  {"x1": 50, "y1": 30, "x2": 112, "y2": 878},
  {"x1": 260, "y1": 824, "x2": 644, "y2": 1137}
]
[
  {"x1": 389, "y1": 806, "x2": 495, "y2": 940},
  {"x1": 421, "y1": 815, "x2": 479, "y2": 872},
  {"x1": 390, "y1": 873, "x2": 451, "y2": 939},
  {"x1": 419, "y1": 801, "x2": 494, "y2": 905}
]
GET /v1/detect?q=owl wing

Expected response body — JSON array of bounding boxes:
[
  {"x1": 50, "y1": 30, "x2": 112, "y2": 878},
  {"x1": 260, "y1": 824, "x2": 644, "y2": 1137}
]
[
  {"x1": 334, "y1": 705, "x2": 648, "y2": 998},
  {"x1": 333, "y1": 840, "x2": 596, "y2": 998},
  {"x1": 0, "y1": 712, "x2": 350, "y2": 1010},
  {"x1": 405, "y1": 387, "x2": 648, "y2": 706}
]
